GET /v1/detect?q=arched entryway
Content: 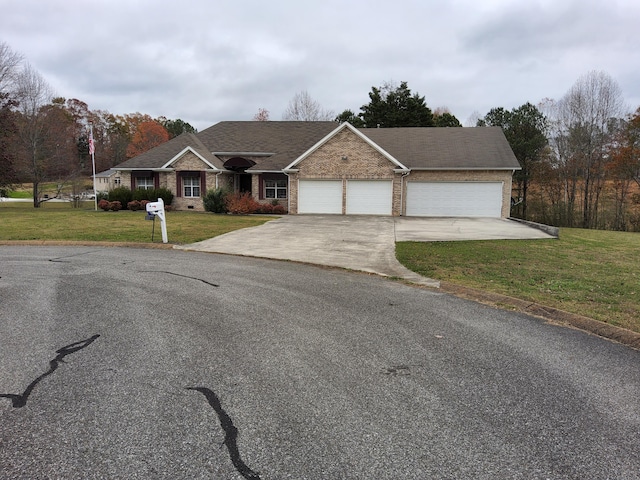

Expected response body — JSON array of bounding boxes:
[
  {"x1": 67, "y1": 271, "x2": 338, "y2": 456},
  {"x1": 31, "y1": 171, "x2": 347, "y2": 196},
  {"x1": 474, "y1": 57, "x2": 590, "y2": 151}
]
[{"x1": 223, "y1": 157, "x2": 255, "y2": 193}]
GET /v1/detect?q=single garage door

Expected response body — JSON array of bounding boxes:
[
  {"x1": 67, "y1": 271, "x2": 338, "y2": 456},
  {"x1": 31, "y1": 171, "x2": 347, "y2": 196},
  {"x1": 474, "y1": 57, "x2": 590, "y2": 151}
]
[
  {"x1": 298, "y1": 180, "x2": 342, "y2": 214},
  {"x1": 406, "y1": 182, "x2": 503, "y2": 217},
  {"x1": 346, "y1": 180, "x2": 393, "y2": 215}
]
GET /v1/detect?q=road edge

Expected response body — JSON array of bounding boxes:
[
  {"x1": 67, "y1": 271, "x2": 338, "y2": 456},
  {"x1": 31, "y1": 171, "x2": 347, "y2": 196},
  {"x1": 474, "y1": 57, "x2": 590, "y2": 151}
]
[{"x1": 438, "y1": 281, "x2": 640, "y2": 350}]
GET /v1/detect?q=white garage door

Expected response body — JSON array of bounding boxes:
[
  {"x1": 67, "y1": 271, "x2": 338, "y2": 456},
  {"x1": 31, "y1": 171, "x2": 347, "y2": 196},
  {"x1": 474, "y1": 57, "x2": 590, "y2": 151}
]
[
  {"x1": 346, "y1": 180, "x2": 393, "y2": 215},
  {"x1": 406, "y1": 182, "x2": 503, "y2": 217},
  {"x1": 298, "y1": 180, "x2": 342, "y2": 214}
]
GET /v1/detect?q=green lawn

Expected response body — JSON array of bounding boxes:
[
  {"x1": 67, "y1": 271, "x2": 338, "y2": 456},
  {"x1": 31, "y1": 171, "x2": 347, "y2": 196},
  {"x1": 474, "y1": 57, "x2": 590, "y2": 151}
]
[
  {"x1": 397, "y1": 228, "x2": 640, "y2": 333},
  {"x1": 0, "y1": 202, "x2": 274, "y2": 244}
]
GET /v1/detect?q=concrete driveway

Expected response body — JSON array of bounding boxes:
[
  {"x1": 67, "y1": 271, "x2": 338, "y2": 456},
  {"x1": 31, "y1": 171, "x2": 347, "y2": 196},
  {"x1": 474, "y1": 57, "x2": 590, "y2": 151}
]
[{"x1": 177, "y1": 216, "x2": 554, "y2": 287}]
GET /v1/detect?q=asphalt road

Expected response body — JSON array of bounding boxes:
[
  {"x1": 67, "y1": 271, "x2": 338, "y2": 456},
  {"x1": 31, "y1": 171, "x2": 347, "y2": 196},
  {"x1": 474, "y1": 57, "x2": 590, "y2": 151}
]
[{"x1": 0, "y1": 246, "x2": 638, "y2": 479}]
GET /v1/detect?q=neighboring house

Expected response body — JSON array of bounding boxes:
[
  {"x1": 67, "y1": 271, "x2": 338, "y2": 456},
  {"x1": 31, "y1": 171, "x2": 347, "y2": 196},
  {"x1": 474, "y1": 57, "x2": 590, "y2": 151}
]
[
  {"x1": 110, "y1": 121, "x2": 521, "y2": 217},
  {"x1": 94, "y1": 169, "x2": 121, "y2": 193}
]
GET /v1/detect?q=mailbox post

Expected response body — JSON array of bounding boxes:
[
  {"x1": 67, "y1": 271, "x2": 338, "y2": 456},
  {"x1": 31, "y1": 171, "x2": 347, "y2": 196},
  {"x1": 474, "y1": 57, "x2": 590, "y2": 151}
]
[{"x1": 145, "y1": 198, "x2": 168, "y2": 243}]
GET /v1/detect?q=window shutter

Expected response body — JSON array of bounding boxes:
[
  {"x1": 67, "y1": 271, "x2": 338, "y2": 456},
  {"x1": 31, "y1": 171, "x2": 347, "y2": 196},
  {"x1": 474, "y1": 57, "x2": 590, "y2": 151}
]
[
  {"x1": 176, "y1": 173, "x2": 182, "y2": 197},
  {"x1": 200, "y1": 172, "x2": 206, "y2": 197},
  {"x1": 130, "y1": 175, "x2": 136, "y2": 190},
  {"x1": 154, "y1": 173, "x2": 160, "y2": 189}
]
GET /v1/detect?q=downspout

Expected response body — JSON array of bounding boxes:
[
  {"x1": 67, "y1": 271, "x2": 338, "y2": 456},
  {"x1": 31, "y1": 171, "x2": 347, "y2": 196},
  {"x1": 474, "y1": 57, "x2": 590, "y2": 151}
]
[
  {"x1": 283, "y1": 170, "x2": 291, "y2": 214},
  {"x1": 215, "y1": 170, "x2": 223, "y2": 189},
  {"x1": 400, "y1": 170, "x2": 411, "y2": 216}
]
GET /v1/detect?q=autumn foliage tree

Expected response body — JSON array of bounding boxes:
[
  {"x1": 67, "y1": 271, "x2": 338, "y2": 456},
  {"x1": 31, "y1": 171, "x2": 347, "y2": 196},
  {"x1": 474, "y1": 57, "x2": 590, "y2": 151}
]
[
  {"x1": 125, "y1": 120, "x2": 169, "y2": 158},
  {"x1": 605, "y1": 108, "x2": 640, "y2": 230}
]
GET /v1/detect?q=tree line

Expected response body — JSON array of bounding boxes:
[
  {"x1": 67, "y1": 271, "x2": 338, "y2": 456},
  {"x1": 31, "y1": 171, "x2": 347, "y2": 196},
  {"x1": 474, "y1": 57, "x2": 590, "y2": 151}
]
[
  {"x1": 0, "y1": 42, "x2": 195, "y2": 207},
  {"x1": 478, "y1": 71, "x2": 639, "y2": 231}
]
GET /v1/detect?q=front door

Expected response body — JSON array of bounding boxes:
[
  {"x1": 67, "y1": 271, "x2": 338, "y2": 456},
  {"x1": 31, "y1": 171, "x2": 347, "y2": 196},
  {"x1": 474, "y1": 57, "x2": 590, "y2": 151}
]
[{"x1": 238, "y1": 174, "x2": 252, "y2": 194}]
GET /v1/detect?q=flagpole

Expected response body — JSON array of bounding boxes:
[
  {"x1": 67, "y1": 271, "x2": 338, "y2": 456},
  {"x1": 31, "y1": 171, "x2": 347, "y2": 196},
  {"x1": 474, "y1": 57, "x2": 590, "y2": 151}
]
[{"x1": 89, "y1": 124, "x2": 97, "y2": 211}]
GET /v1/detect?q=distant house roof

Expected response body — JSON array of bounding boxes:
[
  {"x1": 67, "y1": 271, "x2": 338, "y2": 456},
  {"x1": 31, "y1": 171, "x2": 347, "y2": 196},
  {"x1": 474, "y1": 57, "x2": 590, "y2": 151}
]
[
  {"x1": 112, "y1": 122, "x2": 521, "y2": 172},
  {"x1": 95, "y1": 169, "x2": 117, "y2": 178}
]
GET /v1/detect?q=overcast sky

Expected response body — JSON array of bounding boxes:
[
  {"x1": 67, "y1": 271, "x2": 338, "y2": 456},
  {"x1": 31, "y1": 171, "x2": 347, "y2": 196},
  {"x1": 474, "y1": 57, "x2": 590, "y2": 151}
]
[{"x1": 1, "y1": 0, "x2": 638, "y2": 130}]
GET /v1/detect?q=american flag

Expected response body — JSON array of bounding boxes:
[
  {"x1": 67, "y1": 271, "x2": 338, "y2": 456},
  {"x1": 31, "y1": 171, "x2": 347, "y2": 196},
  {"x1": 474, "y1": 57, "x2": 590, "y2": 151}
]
[{"x1": 88, "y1": 136, "x2": 95, "y2": 155}]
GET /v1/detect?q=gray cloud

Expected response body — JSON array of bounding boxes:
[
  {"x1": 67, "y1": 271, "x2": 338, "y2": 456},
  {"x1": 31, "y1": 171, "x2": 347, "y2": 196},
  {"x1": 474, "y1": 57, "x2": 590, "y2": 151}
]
[{"x1": 2, "y1": 0, "x2": 638, "y2": 130}]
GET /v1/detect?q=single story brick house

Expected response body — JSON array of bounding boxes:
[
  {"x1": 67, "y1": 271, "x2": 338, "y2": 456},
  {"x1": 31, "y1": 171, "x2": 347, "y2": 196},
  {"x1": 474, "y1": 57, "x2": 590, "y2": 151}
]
[{"x1": 109, "y1": 121, "x2": 521, "y2": 217}]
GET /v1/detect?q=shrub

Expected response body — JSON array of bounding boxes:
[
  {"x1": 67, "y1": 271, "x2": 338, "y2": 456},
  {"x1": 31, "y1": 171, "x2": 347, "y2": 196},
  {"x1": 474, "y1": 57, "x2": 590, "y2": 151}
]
[
  {"x1": 127, "y1": 200, "x2": 143, "y2": 211},
  {"x1": 155, "y1": 187, "x2": 174, "y2": 206},
  {"x1": 256, "y1": 203, "x2": 274, "y2": 214},
  {"x1": 133, "y1": 187, "x2": 174, "y2": 207},
  {"x1": 203, "y1": 188, "x2": 229, "y2": 213},
  {"x1": 98, "y1": 199, "x2": 111, "y2": 211},
  {"x1": 272, "y1": 204, "x2": 287, "y2": 214},
  {"x1": 224, "y1": 192, "x2": 261, "y2": 214},
  {"x1": 97, "y1": 191, "x2": 109, "y2": 202},
  {"x1": 109, "y1": 201, "x2": 122, "y2": 211},
  {"x1": 108, "y1": 187, "x2": 133, "y2": 208}
]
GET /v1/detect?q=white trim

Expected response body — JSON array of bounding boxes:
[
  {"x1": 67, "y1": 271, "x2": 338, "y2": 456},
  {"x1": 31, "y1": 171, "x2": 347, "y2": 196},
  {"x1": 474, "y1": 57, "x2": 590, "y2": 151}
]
[
  {"x1": 284, "y1": 122, "x2": 409, "y2": 171},
  {"x1": 161, "y1": 146, "x2": 221, "y2": 170}
]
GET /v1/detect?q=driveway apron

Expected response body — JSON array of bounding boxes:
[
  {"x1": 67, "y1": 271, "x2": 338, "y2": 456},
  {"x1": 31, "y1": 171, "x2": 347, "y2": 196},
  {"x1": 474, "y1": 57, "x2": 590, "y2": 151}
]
[{"x1": 176, "y1": 216, "x2": 440, "y2": 287}]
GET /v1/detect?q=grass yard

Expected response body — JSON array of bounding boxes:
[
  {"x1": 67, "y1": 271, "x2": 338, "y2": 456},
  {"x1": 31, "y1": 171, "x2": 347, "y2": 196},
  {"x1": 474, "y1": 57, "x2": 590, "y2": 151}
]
[
  {"x1": 0, "y1": 202, "x2": 274, "y2": 244},
  {"x1": 397, "y1": 228, "x2": 640, "y2": 333}
]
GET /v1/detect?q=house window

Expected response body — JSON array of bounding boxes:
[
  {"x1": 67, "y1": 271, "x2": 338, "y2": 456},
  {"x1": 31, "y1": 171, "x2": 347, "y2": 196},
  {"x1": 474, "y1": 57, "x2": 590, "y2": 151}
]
[
  {"x1": 265, "y1": 179, "x2": 287, "y2": 199},
  {"x1": 114, "y1": 177, "x2": 121, "y2": 185},
  {"x1": 136, "y1": 176, "x2": 154, "y2": 190},
  {"x1": 183, "y1": 176, "x2": 201, "y2": 197}
]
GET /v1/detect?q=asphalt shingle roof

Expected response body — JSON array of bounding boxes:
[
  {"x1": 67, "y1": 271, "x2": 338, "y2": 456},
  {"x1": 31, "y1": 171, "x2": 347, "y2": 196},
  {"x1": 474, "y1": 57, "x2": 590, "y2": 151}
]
[
  {"x1": 114, "y1": 133, "x2": 224, "y2": 170},
  {"x1": 360, "y1": 126, "x2": 521, "y2": 170},
  {"x1": 113, "y1": 122, "x2": 521, "y2": 172}
]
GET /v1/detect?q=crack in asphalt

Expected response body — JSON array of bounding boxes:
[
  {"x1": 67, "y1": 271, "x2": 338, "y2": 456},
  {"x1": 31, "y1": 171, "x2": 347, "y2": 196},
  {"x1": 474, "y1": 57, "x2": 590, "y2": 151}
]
[
  {"x1": 0, "y1": 335, "x2": 100, "y2": 408},
  {"x1": 186, "y1": 387, "x2": 261, "y2": 480},
  {"x1": 140, "y1": 271, "x2": 220, "y2": 288},
  {"x1": 49, "y1": 251, "x2": 98, "y2": 263}
]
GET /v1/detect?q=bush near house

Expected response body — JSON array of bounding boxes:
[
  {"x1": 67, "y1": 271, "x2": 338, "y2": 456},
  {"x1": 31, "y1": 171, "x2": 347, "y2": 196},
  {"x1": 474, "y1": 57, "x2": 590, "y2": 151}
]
[
  {"x1": 107, "y1": 187, "x2": 133, "y2": 208},
  {"x1": 220, "y1": 192, "x2": 287, "y2": 215},
  {"x1": 127, "y1": 200, "x2": 150, "y2": 211},
  {"x1": 106, "y1": 187, "x2": 174, "y2": 210},
  {"x1": 98, "y1": 200, "x2": 122, "y2": 211},
  {"x1": 203, "y1": 188, "x2": 229, "y2": 213},
  {"x1": 224, "y1": 192, "x2": 260, "y2": 214},
  {"x1": 132, "y1": 187, "x2": 174, "y2": 206}
]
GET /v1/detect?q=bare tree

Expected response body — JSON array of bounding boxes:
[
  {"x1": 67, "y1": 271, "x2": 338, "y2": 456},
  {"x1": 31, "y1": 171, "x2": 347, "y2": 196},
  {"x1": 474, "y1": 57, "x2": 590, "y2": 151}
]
[
  {"x1": 13, "y1": 63, "x2": 56, "y2": 206},
  {"x1": 0, "y1": 42, "x2": 23, "y2": 189},
  {"x1": 547, "y1": 71, "x2": 626, "y2": 228},
  {"x1": 0, "y1": 42, "x2": 23, "y2": 94},
  {"x1": 253, "y1": 107, "x2": 270, "y2": 121},
  {"x1": 282, "y1": 90, "x2": 334, "y2": 121}
]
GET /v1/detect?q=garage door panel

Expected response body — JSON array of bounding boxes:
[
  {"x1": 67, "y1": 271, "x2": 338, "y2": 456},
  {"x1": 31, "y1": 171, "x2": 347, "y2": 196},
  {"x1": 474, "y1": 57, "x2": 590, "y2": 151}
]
[
  {"x1": 298, "y1": 180, "x2": 342, "y2": 214},
  {"x1": 346, "y1": 181, "x2": 393, "y2": 215},
  {"x1": 407, "y1": 182, "x2": 502, "y2": 217}
]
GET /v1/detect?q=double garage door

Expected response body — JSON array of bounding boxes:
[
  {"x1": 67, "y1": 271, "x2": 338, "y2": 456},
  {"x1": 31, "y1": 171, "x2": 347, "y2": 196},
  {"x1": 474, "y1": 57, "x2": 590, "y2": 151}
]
[
  {"x1": 298, "y1": 180, "x2": 392, "y2": 215},
  {"x1": 406, "y1": 182, "x2": 503, "y2": 217},
  {"x1": 298, "y1": 180, "x2": 503, "y2": 217}
]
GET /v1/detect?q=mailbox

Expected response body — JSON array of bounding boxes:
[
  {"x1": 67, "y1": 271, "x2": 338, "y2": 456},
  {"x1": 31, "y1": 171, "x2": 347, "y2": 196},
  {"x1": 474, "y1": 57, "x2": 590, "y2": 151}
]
[{"x1": 145, "y1": 198, "x2": 168, "y2": 243}]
